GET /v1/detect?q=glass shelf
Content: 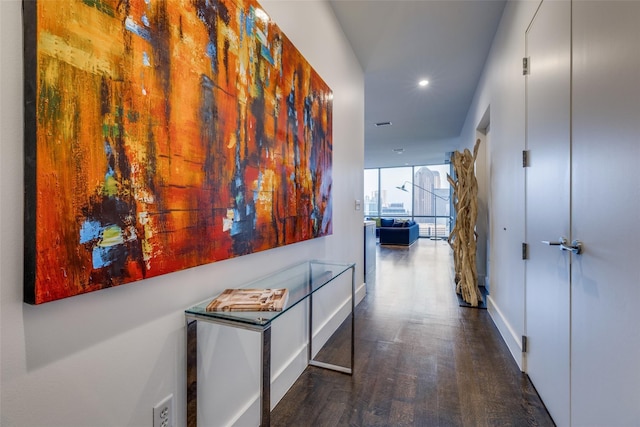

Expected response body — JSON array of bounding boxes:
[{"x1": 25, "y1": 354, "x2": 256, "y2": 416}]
[{"x1": 185, "y1": 260, "x2": 355, "y2": 329}]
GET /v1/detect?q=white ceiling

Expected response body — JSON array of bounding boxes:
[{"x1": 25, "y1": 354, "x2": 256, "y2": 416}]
[{"x1": 328, "y1": 0, "x2": 506, "y2": 168}]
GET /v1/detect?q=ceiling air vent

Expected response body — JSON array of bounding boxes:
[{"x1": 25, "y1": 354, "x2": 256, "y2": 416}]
[{"x1": 375, "y1": 121, "x2": 392, "y2": 127}]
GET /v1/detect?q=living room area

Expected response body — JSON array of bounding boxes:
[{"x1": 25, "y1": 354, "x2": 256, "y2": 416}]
[{"x1": 365, "y1": 163, "x2": 453, "y2": 246}]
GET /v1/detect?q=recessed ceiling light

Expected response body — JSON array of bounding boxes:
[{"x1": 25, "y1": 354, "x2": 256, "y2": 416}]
[
  {"x1": 375, "y1": 121, "x2": 392, "y2": 127},
  {"x1": 419, "y1": 79, "x2": 429, "y2": 87}
]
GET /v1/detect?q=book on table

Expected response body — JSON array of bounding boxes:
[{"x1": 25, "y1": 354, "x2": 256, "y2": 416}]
[{"x1": 206, "y1": 288, "x2": 289, "y2": 312}]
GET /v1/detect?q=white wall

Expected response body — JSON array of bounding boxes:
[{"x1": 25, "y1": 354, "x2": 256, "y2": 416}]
[
  {"x1": 459, "y1": 0, "x2": 541, "y2": 368},
  {"x1": 0, "y1": 1, "x2": 364, "y2": 426}
]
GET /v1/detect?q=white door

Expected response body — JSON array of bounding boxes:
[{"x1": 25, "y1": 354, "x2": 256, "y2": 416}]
[
  {"x1": 524, "y1": 1, "x2": 571, "y2": 426},
  {"x1": 571, "y1": 2, "x2": 640, "y2": 425}
]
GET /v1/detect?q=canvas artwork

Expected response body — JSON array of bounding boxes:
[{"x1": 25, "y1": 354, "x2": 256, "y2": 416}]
[{"x1": 23, "y1": 0, "x2": 333, "y2": 304}]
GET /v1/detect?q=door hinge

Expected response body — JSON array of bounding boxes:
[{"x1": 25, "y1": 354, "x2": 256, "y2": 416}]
[
  {"x1": 522, "y1": 335, "x2": 528, "y2": 353},
  {"x1": 523, "y1": 57, "x2": 530, "y2": 75},
  {"x1": 522, "y1": 242, "x2": 528, "y2": 260},
  {"x1": 522, "y1": 150, "x2": 530, "y2": 167}
]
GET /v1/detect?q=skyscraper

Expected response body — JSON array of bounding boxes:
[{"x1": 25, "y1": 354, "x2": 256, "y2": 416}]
[{"x1": 414, "y1": 167, "x2": 439, "y2": 216}]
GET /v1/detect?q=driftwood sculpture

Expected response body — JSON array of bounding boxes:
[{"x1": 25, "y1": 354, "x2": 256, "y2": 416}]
[{"x1": 447, "y1": 139, "x2": 483, "y2": 307}]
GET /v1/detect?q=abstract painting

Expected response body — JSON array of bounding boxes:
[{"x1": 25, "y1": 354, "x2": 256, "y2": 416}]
[{"x1": 23, "y1": 0, "x2": 333, "y2": 304}]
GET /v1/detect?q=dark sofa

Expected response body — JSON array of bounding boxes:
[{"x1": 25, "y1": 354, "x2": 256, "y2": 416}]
[{"x1": 378, "y1": 219, "x2": 419, "y2": 246}]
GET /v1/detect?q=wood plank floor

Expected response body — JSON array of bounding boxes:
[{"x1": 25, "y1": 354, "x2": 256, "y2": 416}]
[{"x1": 271, "y1": 239, "x2": 555, "y2": 426}]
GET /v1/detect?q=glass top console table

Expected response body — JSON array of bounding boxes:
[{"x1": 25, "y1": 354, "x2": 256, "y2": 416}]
[{"x1": 185, "y1": 260, "x2": 356, "y2": 427}]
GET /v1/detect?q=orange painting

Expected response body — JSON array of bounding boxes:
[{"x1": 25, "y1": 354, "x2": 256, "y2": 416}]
[{"x1": 23, "y1": 0, "x2": 333, "y2": 304}]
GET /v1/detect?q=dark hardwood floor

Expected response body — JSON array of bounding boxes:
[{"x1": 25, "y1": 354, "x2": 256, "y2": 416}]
[{"x1": 271, "y1": 238, "x2": 555, "y2": 426}]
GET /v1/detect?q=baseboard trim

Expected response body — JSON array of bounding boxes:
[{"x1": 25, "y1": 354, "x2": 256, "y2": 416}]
[
  {"x1": 355, "y1": 281, "x2": 366, "y2": 305},
  {"x1": 487, "y1": 294, "x2": 524, "y2": 371}
]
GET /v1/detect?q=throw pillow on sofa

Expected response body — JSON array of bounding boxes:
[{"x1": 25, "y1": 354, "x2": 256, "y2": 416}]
[{"x1": 380, "y1": 218, "x2": 394, "y2": 227}]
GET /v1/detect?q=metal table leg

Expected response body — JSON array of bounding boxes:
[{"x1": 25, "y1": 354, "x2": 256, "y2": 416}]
[
  {"x1": 308, "y1": 264, "x2": 355, "y2": 375},
  {"x1": 187, "y1": 319, "x2": 197, "y2": 427},
  {"x1": 260, "y1": 327, "x2": 271, "y2": 427}
]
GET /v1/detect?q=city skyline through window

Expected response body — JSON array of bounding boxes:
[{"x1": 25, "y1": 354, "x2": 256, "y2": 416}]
[{"x1": 364, "y1": 164, "x2": 452, "y2": 238}]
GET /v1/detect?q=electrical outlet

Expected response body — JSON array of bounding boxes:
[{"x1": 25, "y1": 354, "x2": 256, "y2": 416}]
[{"x1": 153, "y1": 394, "x2": 173, "y2": 427}]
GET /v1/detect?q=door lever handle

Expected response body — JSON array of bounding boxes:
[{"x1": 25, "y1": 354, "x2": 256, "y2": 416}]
[
  {"x1": 561, "y1": 239, "x2": 583, "y2": 255},
  {"x1": 541, "y1": 239, "x2": 563, "y2": 246},
  {"x1": 541, "y1": 237, "x2": 583, "y2": 255}
]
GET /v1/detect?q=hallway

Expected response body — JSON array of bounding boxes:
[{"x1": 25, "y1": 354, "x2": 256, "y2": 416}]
[{"x1": 271, "y1": 239, "x2": 554, "y2": 426}]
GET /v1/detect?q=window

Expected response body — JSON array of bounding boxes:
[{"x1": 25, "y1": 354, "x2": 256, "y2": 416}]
[
  {"x1": 364, "y1": 164, "x2": 452, "y2": 238},
  {"x1": 363, "y1": 169, "x2": 379, "y2": 217},
  {"x1": 380, "y1": 167, "x2": 412, "y2": 217},
  {"x1": 413, "y1": 164, "x2": 451, "y2": 238}
]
